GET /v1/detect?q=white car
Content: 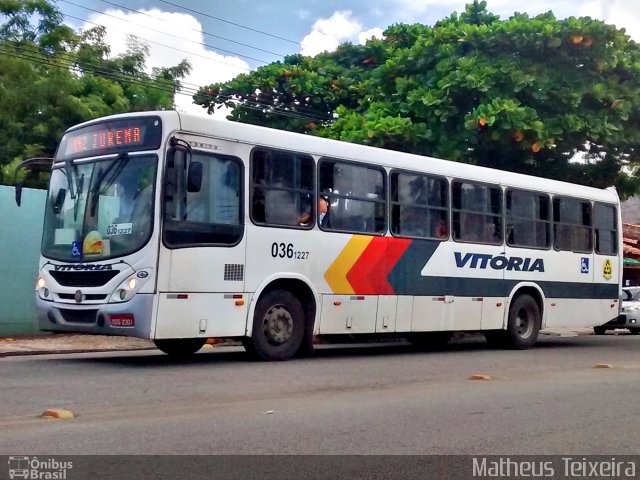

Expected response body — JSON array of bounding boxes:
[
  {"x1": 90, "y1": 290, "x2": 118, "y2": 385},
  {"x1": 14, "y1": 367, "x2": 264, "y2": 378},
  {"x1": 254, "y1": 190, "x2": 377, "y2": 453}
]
[{"x1": 594, "y1": 287, "x2": 640, "y2": 335}]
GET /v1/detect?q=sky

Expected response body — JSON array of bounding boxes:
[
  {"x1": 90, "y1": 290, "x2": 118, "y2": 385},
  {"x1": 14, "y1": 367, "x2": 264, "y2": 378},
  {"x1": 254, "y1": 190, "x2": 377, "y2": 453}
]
[{"x1": 57, "y1": 0, "x2": 640, "y2": 115}]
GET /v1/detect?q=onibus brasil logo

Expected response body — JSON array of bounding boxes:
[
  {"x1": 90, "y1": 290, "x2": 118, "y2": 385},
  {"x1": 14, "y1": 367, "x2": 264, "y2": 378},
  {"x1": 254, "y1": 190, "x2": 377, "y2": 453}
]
[{"x1": 8, "y1": 457, "x2": 72, "y2": 479}]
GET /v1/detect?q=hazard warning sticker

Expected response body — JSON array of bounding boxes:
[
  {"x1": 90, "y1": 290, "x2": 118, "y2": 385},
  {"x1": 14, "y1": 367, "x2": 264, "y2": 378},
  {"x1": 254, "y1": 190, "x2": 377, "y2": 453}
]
[{"x1": 603, "y1": 259, "x2": 613, "y2": 280}]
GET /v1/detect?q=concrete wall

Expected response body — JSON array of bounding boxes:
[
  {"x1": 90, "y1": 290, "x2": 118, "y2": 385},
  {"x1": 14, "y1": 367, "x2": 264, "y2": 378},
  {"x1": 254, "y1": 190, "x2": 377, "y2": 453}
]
[{"x1": 0, "y1": 185, "x2": 46, "y2": 336}]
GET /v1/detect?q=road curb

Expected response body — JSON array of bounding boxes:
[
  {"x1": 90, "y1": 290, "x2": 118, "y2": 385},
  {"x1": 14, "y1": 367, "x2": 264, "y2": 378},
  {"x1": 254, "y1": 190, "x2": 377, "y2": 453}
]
[{"x1": 0, "y1": 347, "x2": 158, "y2": 357}]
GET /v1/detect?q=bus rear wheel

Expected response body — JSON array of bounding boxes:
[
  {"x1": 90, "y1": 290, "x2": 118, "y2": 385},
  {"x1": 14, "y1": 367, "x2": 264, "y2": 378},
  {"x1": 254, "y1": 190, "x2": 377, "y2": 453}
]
[
  {"x1": 505, "y1": 294, "x2": 541, "y2": 349},
  {"x1": 244, "y1": 289, "x2": 305, "y2": 361},
  {"x1": 154, "y1": 338, "x2": 206, "y2": 357}
]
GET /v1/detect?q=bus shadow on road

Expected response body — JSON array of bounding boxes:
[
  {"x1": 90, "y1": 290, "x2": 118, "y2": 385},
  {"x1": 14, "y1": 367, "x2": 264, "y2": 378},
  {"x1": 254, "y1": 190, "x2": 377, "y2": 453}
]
[{"x1": 48, "y1": 333, "x2": 603, "y2": 367}]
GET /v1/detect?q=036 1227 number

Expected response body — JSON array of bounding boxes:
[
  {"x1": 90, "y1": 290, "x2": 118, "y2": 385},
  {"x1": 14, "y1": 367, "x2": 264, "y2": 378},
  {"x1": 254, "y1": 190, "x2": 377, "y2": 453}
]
[
  {"x1": 271, "y1": 242, "x2": 309, "y2": 260},
  {"x1": 106, "y1": 223, "x2": 133, "y2": 236}
]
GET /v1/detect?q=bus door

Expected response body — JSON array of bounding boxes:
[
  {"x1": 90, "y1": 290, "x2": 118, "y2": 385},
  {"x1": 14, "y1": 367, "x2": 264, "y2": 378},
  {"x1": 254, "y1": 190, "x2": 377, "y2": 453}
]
[
  {"x1": 502, "y1": 189, "x2": 553, "y2": 327},
  {"x1": 155, "y1": 141, "x2": 248, "y2": 339},
  {"x1": 444, "y1": 181, "x2": 505, "y2": 331}
]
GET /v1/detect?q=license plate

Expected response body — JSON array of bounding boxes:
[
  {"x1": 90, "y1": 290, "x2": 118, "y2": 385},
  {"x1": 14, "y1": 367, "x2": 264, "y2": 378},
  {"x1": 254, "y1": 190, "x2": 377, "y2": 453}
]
[{"x1": 110, "y1": 314, "x2": 135, "y2": 327}]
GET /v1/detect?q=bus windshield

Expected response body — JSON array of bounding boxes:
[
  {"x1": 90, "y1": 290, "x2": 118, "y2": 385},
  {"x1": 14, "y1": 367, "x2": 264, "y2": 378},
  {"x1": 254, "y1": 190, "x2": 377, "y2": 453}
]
[{"x1": 41, "y1": 154, "x2": 158, "y2": 262}]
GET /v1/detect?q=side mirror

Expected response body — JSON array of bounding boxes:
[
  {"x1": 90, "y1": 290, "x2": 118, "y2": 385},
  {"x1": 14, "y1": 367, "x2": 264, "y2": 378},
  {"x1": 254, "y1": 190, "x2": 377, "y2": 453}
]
[
  {"x1": 187, "y1": 161, "x2": 203, "y2": 193},
  {"x1": 15, "y1": 183, "x2": 23, "y2": 207},
  {"x1": 13, "y1": 157, "x2": 54, "y2": 206}
]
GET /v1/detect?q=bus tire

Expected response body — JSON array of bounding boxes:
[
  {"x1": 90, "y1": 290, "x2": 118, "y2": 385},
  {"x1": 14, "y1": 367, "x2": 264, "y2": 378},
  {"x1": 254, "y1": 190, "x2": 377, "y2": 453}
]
[
  {"x1": 505, "y1": 294, "x2": 541, "y2": 349},
  {"x1": 245, "y1": 289, "x2": 305, "y2": 361},
  {"x1": 593, "y1": 326, "x2": 607, "y2": 335},
  {"x1": 154, "y1": 338, "x2": 206, "y2": 357}
]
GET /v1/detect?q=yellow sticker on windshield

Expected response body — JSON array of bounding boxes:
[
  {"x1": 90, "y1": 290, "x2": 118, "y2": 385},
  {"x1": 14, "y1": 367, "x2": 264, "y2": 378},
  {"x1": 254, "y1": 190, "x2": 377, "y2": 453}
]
[
  {"x1": 603, "y1": 259, "x2": 613, "y2": 280},
  {"x1": 83, "y1": 230, "x2": 103, "y2": 256}
]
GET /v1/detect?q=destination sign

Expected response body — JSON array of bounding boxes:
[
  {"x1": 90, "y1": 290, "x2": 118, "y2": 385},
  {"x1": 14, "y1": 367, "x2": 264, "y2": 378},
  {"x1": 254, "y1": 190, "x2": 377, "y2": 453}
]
[{"x1": 57, "y1": 116, "x2": 162, "y2": 160}]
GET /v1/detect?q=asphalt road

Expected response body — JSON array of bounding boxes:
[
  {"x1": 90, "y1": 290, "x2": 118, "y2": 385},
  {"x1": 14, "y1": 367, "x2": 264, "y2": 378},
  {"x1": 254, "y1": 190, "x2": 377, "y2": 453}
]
[{"x1": 1, "y1": 333, "x2": 639, "y2": 461}]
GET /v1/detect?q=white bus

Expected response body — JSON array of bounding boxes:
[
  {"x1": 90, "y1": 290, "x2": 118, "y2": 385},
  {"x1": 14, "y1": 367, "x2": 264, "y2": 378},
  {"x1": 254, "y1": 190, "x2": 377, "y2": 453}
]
[{"x1": 19, "y1": 110, "x2": 622, "y2": 360}]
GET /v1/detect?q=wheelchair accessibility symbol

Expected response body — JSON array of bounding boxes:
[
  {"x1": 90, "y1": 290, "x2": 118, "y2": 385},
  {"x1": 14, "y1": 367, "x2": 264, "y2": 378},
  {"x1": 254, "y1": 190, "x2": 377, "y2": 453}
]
[
  {"x1": 71, "y1": 240, "x2": 81, "y2": 258},
  {"x1": 580, "y1": 257, "x2": 589, "y2": 274}
]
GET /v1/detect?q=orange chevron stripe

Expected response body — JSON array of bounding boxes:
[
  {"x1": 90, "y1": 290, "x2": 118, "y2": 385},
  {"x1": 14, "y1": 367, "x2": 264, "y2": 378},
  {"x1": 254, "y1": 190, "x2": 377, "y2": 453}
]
[{"x1": 324, "y1": 236, "x2": 373, "y2": 294}]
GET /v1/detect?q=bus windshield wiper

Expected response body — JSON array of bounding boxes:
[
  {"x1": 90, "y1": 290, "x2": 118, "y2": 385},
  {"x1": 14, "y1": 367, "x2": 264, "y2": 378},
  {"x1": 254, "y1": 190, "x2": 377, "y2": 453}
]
[
  {"x1": 90, "y1": 152, "x2": 129, "y2": 217},
  {"x1": 64, "y1": 159, "x2": 76, "y2": 200},
  {"x1": 64, "y1": 159, "x2": 86, "y2": 221},
  {"x1": 73, "y1": 171, "x2": 84, "y2": 222}
]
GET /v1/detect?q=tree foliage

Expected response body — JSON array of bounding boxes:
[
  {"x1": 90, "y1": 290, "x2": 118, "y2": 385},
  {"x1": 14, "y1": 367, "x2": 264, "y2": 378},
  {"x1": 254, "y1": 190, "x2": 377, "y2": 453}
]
[
  {"x1": 195, "y1": 1, "x2": 640, "y2": 197},
  {"x1": 0, "y1": 0, "x2": 191, "y2": 187}
]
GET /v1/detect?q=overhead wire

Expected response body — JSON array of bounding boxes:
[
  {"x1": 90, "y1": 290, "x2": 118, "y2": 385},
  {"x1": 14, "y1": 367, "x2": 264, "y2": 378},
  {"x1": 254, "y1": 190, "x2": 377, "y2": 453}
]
[
  {"x1": 155, "y1": 0, "x2": 301, "y2": 46},
  {"x1": 60, "y1": 2, "x2": 273, "y2": 65},
  {"x1": 0, "y1": 42, "x2": 334, "y2": 122},
  {"x1": 55, "y1": 3, "x2": 337, "y2": 120},
  {"x1": 57, "y1": 5, "x2": 339, "y2": 121},
  {"x1": 62, "y1": 10, "x2": 252, "y2": 73},
  {"x1": 57, "y1": 0, "x2": 375, "y2": 91},
  {"x1": 3, "y1": 0, "x2": 341, "y2": 122},
  {"x1": 94, "y1": 0, "x2": 290, "y2": 58},
  {"x1": 0, "y1": 45, "x2": 325, "y2": 122}
]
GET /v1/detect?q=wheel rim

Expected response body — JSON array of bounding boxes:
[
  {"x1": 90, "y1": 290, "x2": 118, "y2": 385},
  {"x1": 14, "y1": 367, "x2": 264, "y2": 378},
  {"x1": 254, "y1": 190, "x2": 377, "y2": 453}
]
[
  {"x1": 261, "y1": 305, "x2": 293, "y2": 346},
  {"x1": 514, "y1": 307, "x2": 534, "y2": 338}
]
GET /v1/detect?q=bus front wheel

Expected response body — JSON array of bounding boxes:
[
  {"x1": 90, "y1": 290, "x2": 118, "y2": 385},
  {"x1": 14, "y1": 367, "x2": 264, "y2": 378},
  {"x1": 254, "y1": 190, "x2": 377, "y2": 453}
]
[
  {"x1": 244, "y1": 289, "x2": 305, "y2": 361},
  {"x1": 154, "y1": 338, "x2": 207, "y2": 357},
  {"x1": 505, "y1": 294, "x2": 541, "y2": 349}
]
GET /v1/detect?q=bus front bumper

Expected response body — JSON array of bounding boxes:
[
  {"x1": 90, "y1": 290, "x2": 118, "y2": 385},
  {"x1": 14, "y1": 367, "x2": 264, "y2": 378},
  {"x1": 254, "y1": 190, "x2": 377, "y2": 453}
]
[{"x1": 36, "y1": 293, "x2": 155, "y2": 340}]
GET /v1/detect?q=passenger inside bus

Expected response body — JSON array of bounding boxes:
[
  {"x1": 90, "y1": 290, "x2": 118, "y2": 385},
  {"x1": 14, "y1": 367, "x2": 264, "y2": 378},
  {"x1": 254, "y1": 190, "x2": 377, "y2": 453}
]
[
  {"x1": 435, "y1": 217, "x2": 448, "y2": 239},
  {"x1": 299, "y1": 196, "x2": 330, "y2": 226},
  {"x1": 318, "y1": 196, "x2": 330, "y2": 226}
]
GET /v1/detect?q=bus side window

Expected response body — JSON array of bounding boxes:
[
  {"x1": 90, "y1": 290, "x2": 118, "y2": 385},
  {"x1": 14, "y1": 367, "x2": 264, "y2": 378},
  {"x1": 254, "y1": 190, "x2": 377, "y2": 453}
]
[
  {"x1": 251, "y1": 149, "x2": 315, "y2": 228},
  {"x1": 452, "y1": 180, "x2": 502, "y2": 244},
  {"x1": 319, "y1": 159, "x2": 386, "y2": 234},
  {"x1": 506, "y1": 189, "x2": 551, "y2": 249},
  {"x1": 553, "y1": 197, "x2": 592, "y2": 252},
  {"x1": 163, "y1": 151, "x2": 243, "y2": 247},
  {"x1": 594, "y1": 203, "x2": 617, "y2": 255},
  {"x1": 390, "y1": 171, "x2": 448, "y2": 239}
]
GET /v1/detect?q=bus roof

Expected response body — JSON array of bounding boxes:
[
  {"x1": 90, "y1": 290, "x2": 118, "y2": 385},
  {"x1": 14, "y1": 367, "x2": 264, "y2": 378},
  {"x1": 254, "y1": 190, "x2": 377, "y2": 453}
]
[{"x1": 71, "y1": 110, "x2": 620, "y2": 204}]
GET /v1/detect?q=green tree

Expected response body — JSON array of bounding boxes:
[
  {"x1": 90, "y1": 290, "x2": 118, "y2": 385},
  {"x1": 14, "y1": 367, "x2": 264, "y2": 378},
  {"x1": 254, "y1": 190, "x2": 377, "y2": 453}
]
[
  {"x1": 0, "y1": 0, "x2": 191, "y2": 187},
  {"x1": 195, "y1": 1, "x2": 640, "y2": 197}
]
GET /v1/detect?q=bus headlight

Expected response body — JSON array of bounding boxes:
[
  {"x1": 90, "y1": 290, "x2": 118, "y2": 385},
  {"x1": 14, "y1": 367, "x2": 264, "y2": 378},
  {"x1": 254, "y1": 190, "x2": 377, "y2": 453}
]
[
  {"x1": 108, "y1": 270, "x2": 150, "y2": 303},
  {"x1": 35, "y1": 276, "x2": 51, "y2": 300}
]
